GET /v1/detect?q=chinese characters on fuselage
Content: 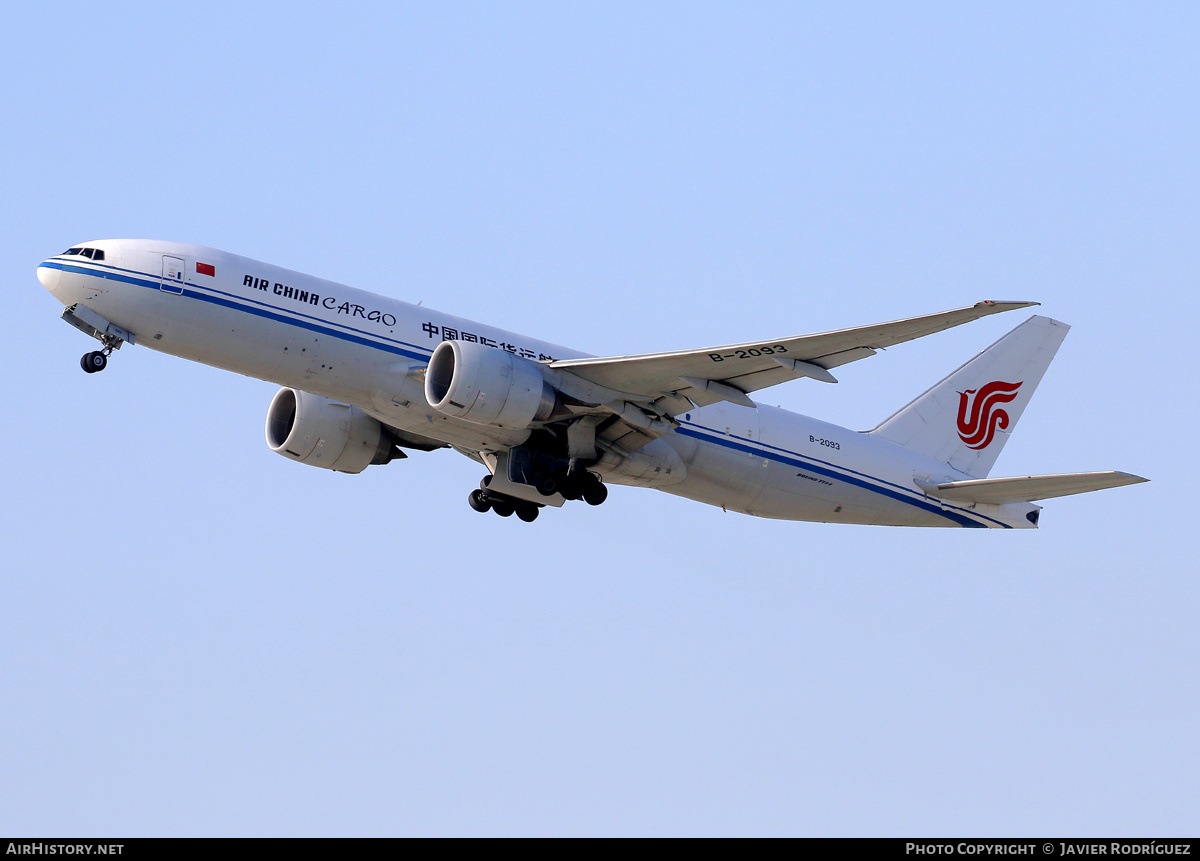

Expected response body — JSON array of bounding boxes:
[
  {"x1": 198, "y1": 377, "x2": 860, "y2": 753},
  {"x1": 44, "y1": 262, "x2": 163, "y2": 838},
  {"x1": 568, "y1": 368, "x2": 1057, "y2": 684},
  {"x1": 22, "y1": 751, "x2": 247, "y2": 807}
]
[{"x1": 422, "y1": 322, "x2": 553, "y2": 362}]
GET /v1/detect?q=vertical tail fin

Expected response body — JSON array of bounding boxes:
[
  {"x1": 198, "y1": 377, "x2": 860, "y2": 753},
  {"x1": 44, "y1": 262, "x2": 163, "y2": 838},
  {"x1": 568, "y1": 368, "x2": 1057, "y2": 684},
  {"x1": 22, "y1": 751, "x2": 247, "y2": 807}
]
[{"x1": 867, "y1": 315, "x2": 1069, "y2": 478}]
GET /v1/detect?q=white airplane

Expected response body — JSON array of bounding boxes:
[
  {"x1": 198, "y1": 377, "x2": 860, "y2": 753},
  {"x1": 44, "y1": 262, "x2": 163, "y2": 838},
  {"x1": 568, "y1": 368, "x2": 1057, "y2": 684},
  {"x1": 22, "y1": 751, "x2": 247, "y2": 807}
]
[{"x1": 37, "y1": 239, "x2": 1146, "y2": 527}]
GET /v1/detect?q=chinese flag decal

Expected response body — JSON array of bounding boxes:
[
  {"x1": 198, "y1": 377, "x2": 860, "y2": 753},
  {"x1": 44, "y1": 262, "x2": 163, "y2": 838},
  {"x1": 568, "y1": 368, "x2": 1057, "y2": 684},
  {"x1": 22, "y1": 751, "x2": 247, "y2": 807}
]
[{"x1": 196, "y1": 262, "x2": 216, "y2": 276}]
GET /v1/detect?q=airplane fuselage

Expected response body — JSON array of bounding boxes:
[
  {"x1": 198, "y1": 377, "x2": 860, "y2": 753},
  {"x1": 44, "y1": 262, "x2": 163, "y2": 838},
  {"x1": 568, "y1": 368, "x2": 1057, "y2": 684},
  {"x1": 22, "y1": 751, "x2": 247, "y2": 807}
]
[{"x1": 38, "y1": 240, "x2": 1038, "y2": 528}]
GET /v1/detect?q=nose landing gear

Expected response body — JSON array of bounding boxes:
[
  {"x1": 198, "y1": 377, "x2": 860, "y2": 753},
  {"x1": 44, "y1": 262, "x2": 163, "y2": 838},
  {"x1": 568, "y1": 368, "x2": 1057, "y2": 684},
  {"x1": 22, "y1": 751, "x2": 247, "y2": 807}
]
[
  {"x1": 61, "y1": 305, "x2": 132, "y2": 375},
  {"x1": 80, "y1": 349, "x2": 110, "y2": 374}
]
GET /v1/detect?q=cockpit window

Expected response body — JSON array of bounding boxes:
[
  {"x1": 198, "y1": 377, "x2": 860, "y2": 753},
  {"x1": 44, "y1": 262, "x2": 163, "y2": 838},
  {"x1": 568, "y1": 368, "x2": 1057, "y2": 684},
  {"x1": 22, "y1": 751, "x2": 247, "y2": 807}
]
[{"x1": 65, "y1": 247, "x2": 106, "y2": 260}]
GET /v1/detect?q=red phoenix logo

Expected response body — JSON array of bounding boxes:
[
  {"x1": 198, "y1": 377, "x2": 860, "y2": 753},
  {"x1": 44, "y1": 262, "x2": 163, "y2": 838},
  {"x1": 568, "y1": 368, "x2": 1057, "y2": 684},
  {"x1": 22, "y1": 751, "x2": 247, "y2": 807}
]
[{"x1": 956, "y1": 381, "x2": 1023, "y2": 449}]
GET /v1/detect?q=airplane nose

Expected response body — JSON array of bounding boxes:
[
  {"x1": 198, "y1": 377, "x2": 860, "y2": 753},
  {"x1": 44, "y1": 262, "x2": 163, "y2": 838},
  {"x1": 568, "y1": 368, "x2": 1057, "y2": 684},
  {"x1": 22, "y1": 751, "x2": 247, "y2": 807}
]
[{"x1": 37, "y1": 262, "x2": 61, "y2": 293}]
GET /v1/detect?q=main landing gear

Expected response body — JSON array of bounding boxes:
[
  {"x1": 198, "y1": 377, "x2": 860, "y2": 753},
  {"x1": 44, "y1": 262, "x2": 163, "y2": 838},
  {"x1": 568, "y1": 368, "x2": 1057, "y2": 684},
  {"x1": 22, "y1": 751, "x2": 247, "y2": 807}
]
[
  {"x1": 466, "y1": 470, "x2": 608, "y2": 522},
  {"x1": 468, "y1": 482, "x2": 543, "y2": 522},
  {"x1": 531, "y1": 465, "x2": 608, "y2": 505},
  {"x1": 80, "y1": 349, "x2": 110, "y2": 374}
]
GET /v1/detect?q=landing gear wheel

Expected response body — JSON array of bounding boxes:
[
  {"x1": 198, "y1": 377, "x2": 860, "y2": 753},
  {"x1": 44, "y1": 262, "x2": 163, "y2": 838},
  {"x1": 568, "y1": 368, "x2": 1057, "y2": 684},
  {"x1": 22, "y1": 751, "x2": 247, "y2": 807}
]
[
  {"x1": 468, "y1": 489, "x2": 492, "y2": 513},
  {"x1": 491, "y1": 500, "x2": 515, "y2": 517},
  {"x1": 532, "y1": 468, "x2": 558, "y2": 497},
  {"x1": 516, "y1": 504, "x2": 540, "y2": 523},
  {"x1": 81, "y1": 351, "x2": 107, "y2": 373},
  {"x1": 583, "y1": 481, "x2": 608, "y2": 506},
  {"x1": 560, "y1": 476, "x2": 583, "y2": 501},
  {"x1": 480, "y1": 475, "x2": 492, "y2": 491}
]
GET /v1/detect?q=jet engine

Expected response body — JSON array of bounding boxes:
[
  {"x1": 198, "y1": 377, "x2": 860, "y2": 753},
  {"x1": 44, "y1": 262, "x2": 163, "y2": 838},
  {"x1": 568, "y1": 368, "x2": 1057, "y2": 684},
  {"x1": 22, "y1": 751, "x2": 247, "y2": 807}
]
[
  {"x1": 265, "y1": 388, "x2": 401, "y2": 473},
  {"x1": 424, "y1": 340, "x2": 557, "y2": 428}
]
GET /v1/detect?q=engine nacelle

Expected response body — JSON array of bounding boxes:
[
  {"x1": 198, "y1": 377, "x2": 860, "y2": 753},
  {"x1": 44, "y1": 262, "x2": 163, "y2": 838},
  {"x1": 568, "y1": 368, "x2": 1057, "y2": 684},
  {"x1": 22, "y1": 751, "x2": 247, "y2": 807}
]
[
  {"x1": 424, "y1": 340, "x2": 556, "y2": 429},
  {"x1": 265, "y1": 388, "x2": 399, "y2": 473}
]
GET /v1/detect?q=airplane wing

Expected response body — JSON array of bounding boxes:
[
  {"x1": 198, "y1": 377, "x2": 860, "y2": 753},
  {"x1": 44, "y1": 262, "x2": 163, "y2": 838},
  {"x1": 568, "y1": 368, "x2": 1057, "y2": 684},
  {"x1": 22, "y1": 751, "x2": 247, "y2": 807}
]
[
  {"x1": 549, "y1": 300, "x2": 1037, "y2": 410},
  {"x1": 915, "y1": 471, "x2": 1149, "y2": 504}
]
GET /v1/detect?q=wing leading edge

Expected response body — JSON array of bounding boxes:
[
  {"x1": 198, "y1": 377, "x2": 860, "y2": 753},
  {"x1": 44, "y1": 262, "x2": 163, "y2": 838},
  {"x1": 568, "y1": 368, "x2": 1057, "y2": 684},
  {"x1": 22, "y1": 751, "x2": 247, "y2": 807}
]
[{"x1": 549, "y1": 300, "x2": 1038, "y2": 409}]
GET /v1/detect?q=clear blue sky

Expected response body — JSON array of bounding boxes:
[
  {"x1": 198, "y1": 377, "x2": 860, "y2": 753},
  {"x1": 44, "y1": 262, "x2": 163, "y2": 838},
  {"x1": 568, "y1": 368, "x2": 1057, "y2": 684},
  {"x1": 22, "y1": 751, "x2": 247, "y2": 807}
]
[{"x1": 2, "y1": 2, "x2": 1196, "y2": 836}]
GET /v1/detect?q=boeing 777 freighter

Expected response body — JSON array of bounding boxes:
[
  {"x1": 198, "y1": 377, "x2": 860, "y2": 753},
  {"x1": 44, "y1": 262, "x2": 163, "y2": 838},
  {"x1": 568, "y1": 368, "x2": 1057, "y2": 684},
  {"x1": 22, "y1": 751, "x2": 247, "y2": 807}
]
[{"x1": 37, "y1": 240, "x2": 1146, "y2": 526}]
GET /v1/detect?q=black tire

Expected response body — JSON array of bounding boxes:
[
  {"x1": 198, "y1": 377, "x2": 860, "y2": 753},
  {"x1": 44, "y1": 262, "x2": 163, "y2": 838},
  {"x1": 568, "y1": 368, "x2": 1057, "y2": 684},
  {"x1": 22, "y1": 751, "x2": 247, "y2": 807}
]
[
  {"x1": 560, "y1": 477, "x2": 583, "y2": 501},
  {"x1": 583, "y1": 481, "x2": 608, "y2": 506},
  {"x1": 533, "y1": 469, "x2": 558, "y2": 497},
  {"x1": 492, "y1": 500, "x2": 515, "y2": 517},
  {"x1": 480, "y1": 475, "x2": 492, "y2": 491},
  {"x1": 82, "y1": 351, "x2": 106, "y2": 373},
  {"x1": 516, "y1": 504, "x2": 539, "y2": 523},
  {"x1": 468, "y1": 489, "x2": 491, "y2": 512}
]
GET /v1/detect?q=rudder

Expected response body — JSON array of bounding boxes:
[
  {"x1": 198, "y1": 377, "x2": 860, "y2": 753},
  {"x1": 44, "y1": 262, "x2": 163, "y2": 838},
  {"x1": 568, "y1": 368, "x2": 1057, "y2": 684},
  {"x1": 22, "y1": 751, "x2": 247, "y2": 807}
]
[{"x1": 867, "y1": 315, "x2": 1069, "y2": 478}]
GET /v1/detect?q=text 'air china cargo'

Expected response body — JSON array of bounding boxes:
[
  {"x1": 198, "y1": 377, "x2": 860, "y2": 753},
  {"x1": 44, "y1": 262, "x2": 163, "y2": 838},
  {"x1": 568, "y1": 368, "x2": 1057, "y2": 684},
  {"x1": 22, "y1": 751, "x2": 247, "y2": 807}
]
[{"x1": 38, "y1": 241, "x2": 1147, "y2": 527}]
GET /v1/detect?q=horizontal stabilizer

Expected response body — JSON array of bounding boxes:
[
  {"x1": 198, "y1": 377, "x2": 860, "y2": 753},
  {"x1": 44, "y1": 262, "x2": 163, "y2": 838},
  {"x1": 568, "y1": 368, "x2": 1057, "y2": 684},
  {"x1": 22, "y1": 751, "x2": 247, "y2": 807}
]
[{"x1": 915, "y1": 471, "x2": 1148, "y2": 505}]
